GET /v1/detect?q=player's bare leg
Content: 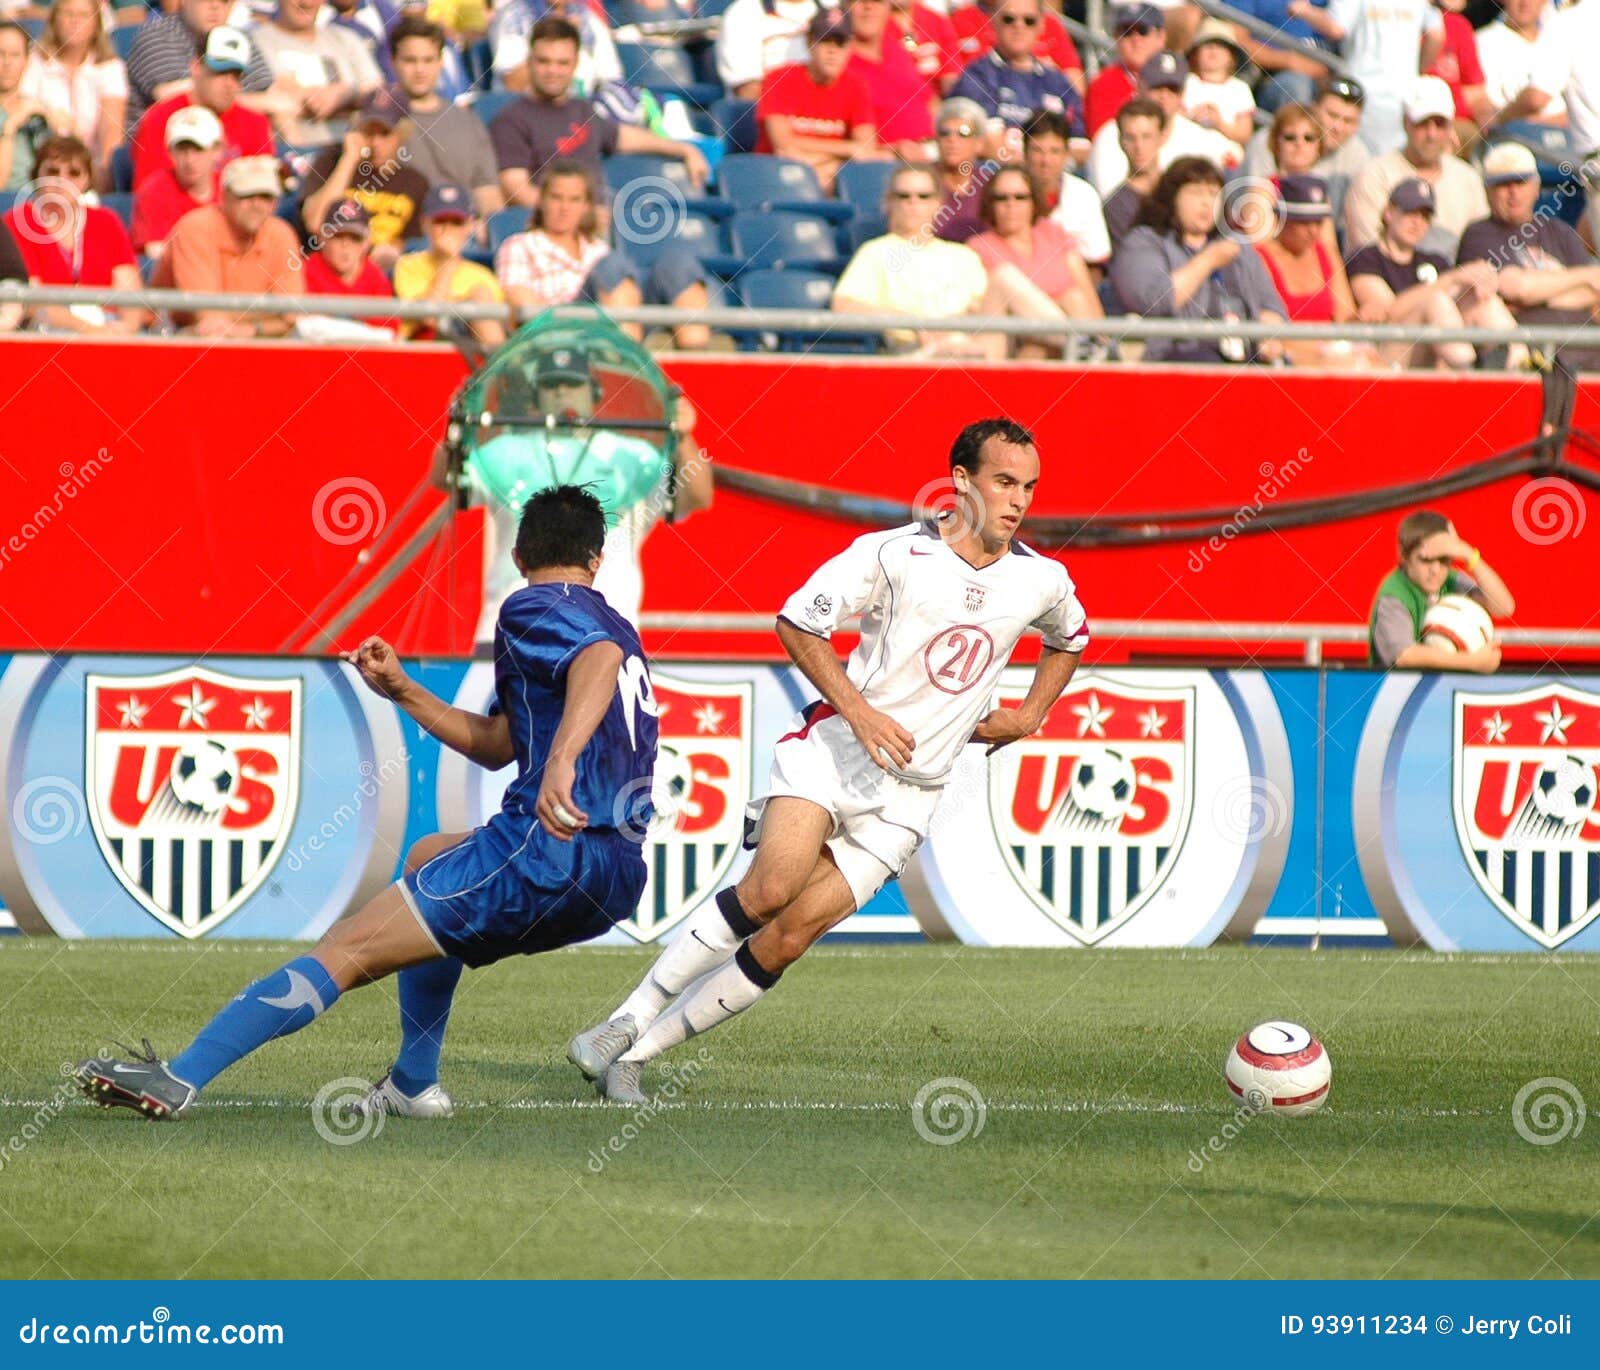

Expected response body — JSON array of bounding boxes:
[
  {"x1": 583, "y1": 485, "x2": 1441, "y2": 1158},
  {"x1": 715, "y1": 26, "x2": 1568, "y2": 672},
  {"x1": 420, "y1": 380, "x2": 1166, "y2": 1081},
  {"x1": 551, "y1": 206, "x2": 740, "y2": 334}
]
[{"x1": 570, "y1": 797, "x2": 834, "y2": 1079}]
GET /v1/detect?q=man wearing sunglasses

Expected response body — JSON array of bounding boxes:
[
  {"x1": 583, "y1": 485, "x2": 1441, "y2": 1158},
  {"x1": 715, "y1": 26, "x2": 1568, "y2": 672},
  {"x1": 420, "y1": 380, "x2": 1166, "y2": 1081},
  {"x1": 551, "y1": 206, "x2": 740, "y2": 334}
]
[
  {"x1": 1368, "y1": 510, "x2": 1512, "y2": 671},
  {"x1": 949, "y1": 0, "x2": 1083, "y2": 95},
  {"x1": 949, "y1": 0, "x2": 1086, "y2": 153},
  {"x1": 1086, "y1": 3, "x2": 1165, "y2": 137}
]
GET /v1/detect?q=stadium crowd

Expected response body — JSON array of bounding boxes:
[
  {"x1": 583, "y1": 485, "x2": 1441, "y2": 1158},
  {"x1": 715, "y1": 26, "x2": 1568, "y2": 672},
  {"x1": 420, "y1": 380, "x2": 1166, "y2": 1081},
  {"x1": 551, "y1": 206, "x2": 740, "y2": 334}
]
[{"x1": 0, "y1": 0, "x2": 1595, "y2": 363}]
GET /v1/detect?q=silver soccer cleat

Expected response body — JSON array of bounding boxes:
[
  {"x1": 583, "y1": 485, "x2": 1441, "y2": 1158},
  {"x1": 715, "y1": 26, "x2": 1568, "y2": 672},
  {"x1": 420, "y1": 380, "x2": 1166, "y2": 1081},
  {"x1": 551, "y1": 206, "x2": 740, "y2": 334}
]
[
  {"x1": 597, "y1": 1058, "x2": 647, "y2": 1107},
  {"x1": 567, "y1": 1014, "x2": 637, "y2": 1082},
  {"x1": 359, "y1": 1074, "x2": 455, "y2": 1119}
]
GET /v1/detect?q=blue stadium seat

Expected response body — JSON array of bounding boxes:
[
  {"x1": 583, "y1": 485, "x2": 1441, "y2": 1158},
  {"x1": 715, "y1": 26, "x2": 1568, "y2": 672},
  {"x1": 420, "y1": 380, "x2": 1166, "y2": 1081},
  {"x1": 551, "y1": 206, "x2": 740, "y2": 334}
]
[
  {"x1": 835, "y1": 161, "x2": 897, "y2": 215},
  {"x1": 18, "y1": 17, "x2": 45, "y2": 39},
  {"x1": 709, "y1": 98, "x2": 757, "y2": 155},
  {"x1": 840, "y1": 213, "x2": 886, "y2": 255},
  {"x1": 728, "y1": 210, "x2": 845, "y2": 273},
  {"x1": 471, "y1": 90, "x2": 521, "y2": 130},
  {"x1": 487, "y1": 206, "x2": 530, "y2": 254},
  {"x1": 617, "y1": 208, "x2": 723, "y2": 269},
  {"x1": 695, "y1": 0, "x2": 737, "y2": 15},
  {"x1": 111, "y1": 24, "x2": 141, "y2": 62},
  {"x1": 716, "y1": 154, "x2": 852, "y2": 222},
  {"x1": 616, "y1": 42, "x2": 721, "y2": 108},
  {"x1": 109, "y1": 144, "x2": 135, "y2": 195},
  {"x1": 98, "y1": 192, "x2": 133, "y2": 232},
  {"x1": 604, "y1": 153, "x2": 729, "y2": 218},
  {"x1": 737, "y1": 269, "x2": 880, "y2": 353},
  {"x1": 0, "y1": 189, "x2": 16, "y2": 216}
]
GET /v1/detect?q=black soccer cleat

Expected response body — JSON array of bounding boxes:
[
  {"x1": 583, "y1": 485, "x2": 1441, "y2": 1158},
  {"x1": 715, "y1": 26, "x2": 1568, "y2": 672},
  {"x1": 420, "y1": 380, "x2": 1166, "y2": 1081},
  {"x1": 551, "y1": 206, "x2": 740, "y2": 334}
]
[{"x1": 75, "y1": 1040, "x2": 196, "y2": 1121}]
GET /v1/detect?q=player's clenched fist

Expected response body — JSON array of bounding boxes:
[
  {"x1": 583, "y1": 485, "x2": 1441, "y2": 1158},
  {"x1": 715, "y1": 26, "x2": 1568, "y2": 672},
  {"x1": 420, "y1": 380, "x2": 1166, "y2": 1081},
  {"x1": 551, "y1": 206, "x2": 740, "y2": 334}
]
[
  {"x1": 536, "y1": 756, "x2": 588, "y2": 841},
  {"x1": 847, "y1": 705, "x2": 915, "y2": 771},
  {"x1": 343, "y1": 636, "x2": 411, "y2": 701},
  {"x1": 971, "y1": 706, "x2": 1038, "y2": 755}
]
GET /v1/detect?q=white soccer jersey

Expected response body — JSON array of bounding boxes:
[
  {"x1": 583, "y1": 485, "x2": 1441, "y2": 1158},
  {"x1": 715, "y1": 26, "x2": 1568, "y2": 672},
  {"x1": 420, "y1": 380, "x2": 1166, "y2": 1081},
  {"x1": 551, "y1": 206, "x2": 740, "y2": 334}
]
[{"x1": 779, "y1": 519, "x2": 1089, "y2": 786}]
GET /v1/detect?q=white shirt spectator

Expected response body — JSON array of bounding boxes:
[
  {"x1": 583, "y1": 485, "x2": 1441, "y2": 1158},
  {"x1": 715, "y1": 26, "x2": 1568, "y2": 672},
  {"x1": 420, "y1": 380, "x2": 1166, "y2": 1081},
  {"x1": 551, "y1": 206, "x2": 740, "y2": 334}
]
[
  {"x1": 1329, "y1": 0, "x2": 1443, "y2": 152},
  {"x1": 834, "y1": 233, "x2": 988, "y2": 315},
  {"x1": 1086, "y1": 113, "x2": 1240, "y2": 199},
  {"x1": 1183, "y1": 74, "x2": 1254, "y2": 126},
  {"x1": 23, "y1": 50, "x2": 127, "y2": 155},
  {"x1": 1049, "y1": 172, "x2": 1111, "y2": 266},
  {"x1": 491, "y1": 0, "x2": 623, "y2": 95},
  {"x1": 1475, "y1": 12, "x2": 1566, "y2": 117},
  {"x1": 1529, "y1": 0, "x2": 1600, "y2": 154},
  {"x1": 716, "y1": 0, "x2": 817, "y2": 92},
  {"x1": 252, "y1": 20, "x2": 383, "y2": 147}
]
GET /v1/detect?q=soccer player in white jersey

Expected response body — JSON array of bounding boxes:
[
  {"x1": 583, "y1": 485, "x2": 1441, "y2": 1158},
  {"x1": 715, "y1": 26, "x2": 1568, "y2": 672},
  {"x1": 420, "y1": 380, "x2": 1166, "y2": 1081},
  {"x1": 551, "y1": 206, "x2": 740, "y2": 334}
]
[{"x1": 569, "y1": 417, "x2": 1090, "y2": 1104}]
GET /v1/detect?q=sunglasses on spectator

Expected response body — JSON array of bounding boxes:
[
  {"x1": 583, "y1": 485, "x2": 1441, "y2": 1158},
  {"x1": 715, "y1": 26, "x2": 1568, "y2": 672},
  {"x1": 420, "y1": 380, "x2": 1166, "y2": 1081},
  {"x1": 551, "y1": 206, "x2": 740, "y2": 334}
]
[
  {"x1": 990, "y1": 192, "x2": 1032, "y2": 202},
  {"x1": 998, "y1": 13, "x2": 1040, "y2": 25},
  {"x1": 890, "y1": 189, "x2": 939, "y2": 200},
  {"x1": 1117, "y1": 23, "x2": 1156, "y2": 36},
  {"x1": 938, "y1": 122, "x2": 977, "y2": 137},
  {"x1": 1412, "y1": 554, "x2": 1453, "y2": 567}
]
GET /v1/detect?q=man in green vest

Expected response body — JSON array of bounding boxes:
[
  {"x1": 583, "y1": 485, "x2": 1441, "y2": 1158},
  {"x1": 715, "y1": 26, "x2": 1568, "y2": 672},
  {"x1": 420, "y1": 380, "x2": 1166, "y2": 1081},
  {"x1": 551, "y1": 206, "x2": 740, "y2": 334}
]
[{"x1": 1368, "y1": 509, "x2": 1515, "y2": 670}]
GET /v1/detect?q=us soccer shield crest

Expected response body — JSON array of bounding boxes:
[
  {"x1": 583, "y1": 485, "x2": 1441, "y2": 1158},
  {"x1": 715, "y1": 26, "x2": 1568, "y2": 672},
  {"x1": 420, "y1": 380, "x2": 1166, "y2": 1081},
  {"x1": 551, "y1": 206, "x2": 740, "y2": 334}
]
[
  {"x1": 1453, "y1": 683, "x2": 1600, "y2": 948},
  {"x1": 85, "y1": 666, "x2": 301, "y2": 938},
  {"x1": 988, "y1": 679, "x2": 1193, "y2": 943},
  {"x1": 626, "y1": 675, "x2": 753, "y2": 943}
]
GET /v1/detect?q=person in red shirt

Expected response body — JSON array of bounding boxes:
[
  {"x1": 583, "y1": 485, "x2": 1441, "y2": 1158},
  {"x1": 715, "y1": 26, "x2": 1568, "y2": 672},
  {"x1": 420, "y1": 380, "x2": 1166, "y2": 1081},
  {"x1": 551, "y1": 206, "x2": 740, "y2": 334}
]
[
  {"x1": 1427, "y1": 0, "x2": 1489, "y2": 143},
  {"x1": 303, "y1": 197, "x2": 399, "y2": 333},
  {"x1": 950, "y1": 0, "x2": 1082, "y2": 92},
  {"x1": 132, "y1": 104, "x2": 221, "y2": 258},
  {"x1": 131, "y1": 27, "x2": 275, "y2": 189},
  {"x1": 757, "y1": 8, "x2": 887, "y2": 190},
  {"x1": 1086, "y1": 3, "x2": 1166, "y2": 136},
  {"x1": 4, "y1": 134, "x2": 143, "y2": 333},
  {"x1": 845, "y1": 0, "x2": 938, "y2": 153},
  {"x1": 891, "y1": 0, "x2": 964, "y2": 96}
]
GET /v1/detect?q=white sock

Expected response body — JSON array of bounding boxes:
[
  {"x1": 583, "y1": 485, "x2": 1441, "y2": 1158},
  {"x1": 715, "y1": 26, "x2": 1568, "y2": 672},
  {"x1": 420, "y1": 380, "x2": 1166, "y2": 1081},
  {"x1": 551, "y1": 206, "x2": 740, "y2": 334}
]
[
  {"x1": 613, "y1": 888, "x2": 757, "y2": 1031},
  {"x1": 621, "y1": 944, "x2": 779, "y2": 1063}
]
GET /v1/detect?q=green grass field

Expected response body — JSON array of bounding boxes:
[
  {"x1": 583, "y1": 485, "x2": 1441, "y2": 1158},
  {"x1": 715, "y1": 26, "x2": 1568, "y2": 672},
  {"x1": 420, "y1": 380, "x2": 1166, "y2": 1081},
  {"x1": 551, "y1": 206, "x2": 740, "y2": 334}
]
[{"x1": 1, "y1": 940, "x2": 1597, "y2": 1280}]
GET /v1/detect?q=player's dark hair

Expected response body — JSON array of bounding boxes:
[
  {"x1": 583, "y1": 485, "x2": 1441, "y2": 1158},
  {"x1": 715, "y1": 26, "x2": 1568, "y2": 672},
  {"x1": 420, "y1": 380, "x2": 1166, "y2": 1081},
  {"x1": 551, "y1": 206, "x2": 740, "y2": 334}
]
[
  {"x1": 515, "y1": 485, "x2": 607, "y2": 571},
  {"x1": 530, "y1": 15, "x2": 581, "y2": 49},
  {"x1": 1398, "y1": 510, "x2": 1450, "y2": 560},
  {"x1": 390, "y1": 16, "x2": 446, "y2": 56},
  {"x1": 950, "y1": 418, "x2": 1037, "y2": 476}
]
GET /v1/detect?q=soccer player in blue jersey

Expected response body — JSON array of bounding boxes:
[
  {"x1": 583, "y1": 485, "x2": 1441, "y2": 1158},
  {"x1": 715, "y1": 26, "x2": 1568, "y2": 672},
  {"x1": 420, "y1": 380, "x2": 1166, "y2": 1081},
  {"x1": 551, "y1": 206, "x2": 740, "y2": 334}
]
[{"x1": 75, "y1": 485, "x2": 659, "y2": 1121}]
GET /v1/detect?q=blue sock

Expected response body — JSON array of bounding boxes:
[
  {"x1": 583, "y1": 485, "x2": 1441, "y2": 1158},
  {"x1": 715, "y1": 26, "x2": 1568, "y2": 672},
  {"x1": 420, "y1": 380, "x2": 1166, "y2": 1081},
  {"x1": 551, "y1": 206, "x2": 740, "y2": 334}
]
[
  {"x1": 169, "y1": 955, "x2": 341, "y2": 1091},
  {"x1": 390, "y1": 957, "x2": 464, "y2": 1097}
]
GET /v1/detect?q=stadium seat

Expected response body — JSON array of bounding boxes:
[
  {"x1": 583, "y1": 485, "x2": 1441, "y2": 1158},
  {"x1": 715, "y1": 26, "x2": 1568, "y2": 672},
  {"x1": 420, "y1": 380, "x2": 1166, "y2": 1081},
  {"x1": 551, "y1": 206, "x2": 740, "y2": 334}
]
[
  {"x1": 716, "y1": 154, "x2": 852, "y2": 222},
  {"x1": 487, "y1": 206, "x2": 530, "y2": 254},
  {"x1": 617, "y1": 208, "x2": 724, "y2": 270},
  {"x1": 471, "y1": 90, "x2": 521, "y2": 131},
  {"x1": 737, "y1": 269, "x2": 880, "y2": 353},
  {"x1": 111, "y1": 24, "x2": 141, "y2": 62},
  {"x1": 729, "y1": 210, "x2": 845, "y2": 273},
  {"x1": 835, "y1": 161, "x2": 897, "y2": 215},
  {"x1": 109, "y1": 143, "x2": 134, "y2": 194},
  {"x1": 18, "y1": 17, "x2": 44, "y2": 39},
  {"x1": 0, "y1": 189, "x2": 16, "y2": 216},
  {"x1": 695, "y1": 0, "x2": 737, "y2": 14},
  {"x1": 616, "y1": 42, "x2": 721, "y2": 108},
  {"x1": 708, "y1": 98, "x2": 757, "y2": 155},
  {"x1": 98, "y1": 192, "x2": 133, "y2": 232},
  {"x1": 603, "y1": 152, "x2": 729, "y2": 218},
  {"x1": 840, "y1": 213, "x2": 886, "y2": 255}
]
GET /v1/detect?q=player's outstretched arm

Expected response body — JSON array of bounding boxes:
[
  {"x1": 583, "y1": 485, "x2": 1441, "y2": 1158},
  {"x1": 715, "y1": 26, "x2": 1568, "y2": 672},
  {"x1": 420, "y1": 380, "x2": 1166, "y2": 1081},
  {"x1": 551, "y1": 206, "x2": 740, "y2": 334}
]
[
  {"x1": 775, "y1": 617, "x2": 914, "y2": 771},
  {"x1": 972, "y1": 646, "x2": 1082, "y2": 754},
  {"x1": 536, "y1": 640, "x2": 626, "y2": 842},
  {"x1": 343, "y1": 636, "x2": 514, "y2": 769}
]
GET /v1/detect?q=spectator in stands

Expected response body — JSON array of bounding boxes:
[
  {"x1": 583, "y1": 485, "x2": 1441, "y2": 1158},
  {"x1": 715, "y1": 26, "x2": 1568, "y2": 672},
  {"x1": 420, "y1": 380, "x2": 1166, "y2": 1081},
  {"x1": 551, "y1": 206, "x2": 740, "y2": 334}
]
[
  {"x1": 755, "y1": 7, "x2": 884, "y2": 193},
  {"x1": 131, "y1": 103, "x2": 220, "y2": 257},
  {"x1": 1254, "y1": 174, "x2": 1377, "y2": 368},
  {"x1": 303, "y1": 197, "x2": 396, "y2": 333},
  {"x1": 23, "y1": 0, "x2": 126, "y2": 188},
  {"x1": 495, "y1": 158, "x2": 713, "y2": 350},
  {"x1": 0, "y1": 211, "x2": 23, "y2": 332},
  {"x1": 393, "y1": 180, "x2": 507, "y2": 346},
  {"x1": 949, "y1": 0, "x2": 1085, "y2": 149},
  {"x1": 1475, "y1": 0, "x2": 1566, "y2": 128},
  {"x1": 1344, "y1": 76, "x2": 1487, "y2": 256},
  {"x1": 1457, "y1": 142, "x2": 1600, "y2": 366},
  {"x1": 1368, "y1": 510, "x2": 1512, "y2": 671},
  {"x1": 717, "y1": 0, "x2": 816, "y2": 99},
  {"x1": 389, "y1": 17, "x2": 500, "y2": 221},
  {"x1": 3, "y1": 133, "x2": 143, "y2": 332},
  {"x1": 253, "y1": 0, "x2": 384, "y2": 149},
  {"x1": 1427, "y1": 0, "x2": 1489, "y2": 140},
  {"x1": 299, "y1": 88, "x2": 429, "y2": 268},
  {"x1": 132, "y1": 28, "x2": 274, "y2": 188},
  {"x1": 1289, "y1": 0, "x2": 1444, "y2": 153},
  {"x1": 949, "y1": 0, "x2": 1081, "y2": 93},
  {"x1": 325, "y1": 0, "x2": 395, "y2": 84},
  {"x1": 153, "y1": 153, "x2": 303, "y2": 335},
  {"x1": 1085, "y1": 4, "x2": 1164, "y2": 138},
  {"x1": 1100, "y1": 97, "x2": 1164, "y2": 245},
  {"x1": 1345, "y1": 177, "x2": 1521, "y2": 369},
  {"x1": 845, "y1": 0, "x2": 937, "y2": 155},
  {"x1": 1241, "y1": 79, "x2": 1369, "y2": 220},
  {"x1": 491, "y1": 0, "x2": 621, "y2": 96},
  {"x1": 124, "y1": 0, "x2": 276, "y2": 132},
  {"x1": 1112, "y1": 155, "x2": 1288, "y2": 364},
  {"x1": 1183, "y1": 18, "x2": 1253, "y2": 149},
  {"x1": 1, "y1": 21, "x2": 59, "y2": 191},
  {"x1": 387, "y1": 0, "x2": 472, "y2": 104},
  {"x1": 930, "y1": 94, "x2": 991, "y2": 242},
  {"x1": 832, "y1": 161, "x2": 1001, "y2": 357},
  {"x1": 1232, "y1": 0, "x2": 1333, "y2": 113},
  {"x1": 1087, "y1": 52, "x2": 1238, "y2": 199},
  {"x1": 1022, "y1": 108, "x2": 1111, "y2": 274},
  {"x1": 890, "y1": 0, "x2": 963, "y2": 98},
  {"x1": 968, "y1": 164, "x2": 1101, "y2": 357},
  {"x1": 492, "y1": 17, "x2": 708, "y2": 210}
]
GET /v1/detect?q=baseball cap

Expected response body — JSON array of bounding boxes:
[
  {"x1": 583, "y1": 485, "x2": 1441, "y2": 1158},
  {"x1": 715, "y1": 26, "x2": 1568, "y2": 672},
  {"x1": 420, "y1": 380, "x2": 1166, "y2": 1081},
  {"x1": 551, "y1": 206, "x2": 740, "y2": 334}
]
[
  {"x1": 422, "y1": 181, "x2": 472, "y2": 220},
  {"x1": 1388, "y1": 178, "x2": 1436, "y2": 215},
  {"x1": 1402, "y1": 75, "x2": 1454, "y2": 124},
  {"x1": 165, "y1": 104, "x2": 223, "y2": 150},
  {"x1": 221, "y1": 155, "x2": 281, "y2": 198},
  {"x1": 1320, "y1": 75, "x2": 1365, "y2": 107},
  {"x1": 1481, "y1": 141, "x2": 1539, "y2": 186},
  {"x1": 357, "y1": 88, "x2": 408, "y2": 131},
  {"x1": 324, "y1": 198, "x2": 371, "y2": 237},
  {"x1": 202, "y1": 26, "x2": 250, "y2": 74},
  {"x1": 1112, "y1": 4, "x2": 1164, "y2": 34},
  {"x1": 1140, "y1": 51, "x2": 1187, "y2": 92},
  {"x1": 535, "y1": 346, "x2": 591, "y2": 386},
  {"x1": 807, "y1": 7, "x2": 851, "y2": 43},
  {"x1": 1278, "y1": 174, "x2": 1332, "y2": 222}
]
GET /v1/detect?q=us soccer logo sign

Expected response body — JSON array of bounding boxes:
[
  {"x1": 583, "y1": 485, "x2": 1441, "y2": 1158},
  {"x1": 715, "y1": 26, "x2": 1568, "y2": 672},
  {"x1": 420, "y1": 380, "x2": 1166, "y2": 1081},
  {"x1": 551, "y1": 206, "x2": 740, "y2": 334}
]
[
  {"x1": 85, "y1": 666, "x2": 301, "y2": 938},
  {"x1": 1453, "y1": 683, "x2": 1600, "y2": 948},
  {"x1": 628, "y1": 675, "x2": 753, "y2": 943},
  {"x1": 988, "y1": 679, "x2": 1193, "y2": 943}
]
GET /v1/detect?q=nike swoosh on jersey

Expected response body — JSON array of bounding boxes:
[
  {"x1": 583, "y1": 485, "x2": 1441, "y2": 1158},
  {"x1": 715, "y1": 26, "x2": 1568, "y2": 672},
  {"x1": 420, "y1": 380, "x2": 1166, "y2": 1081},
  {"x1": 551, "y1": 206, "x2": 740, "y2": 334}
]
[
  {"x1": 909, "y1": 548, "x2": 935, "y2": 556},
  {"x1": 260, "y1": 968, "x2": 326, "y2": 1016}
]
